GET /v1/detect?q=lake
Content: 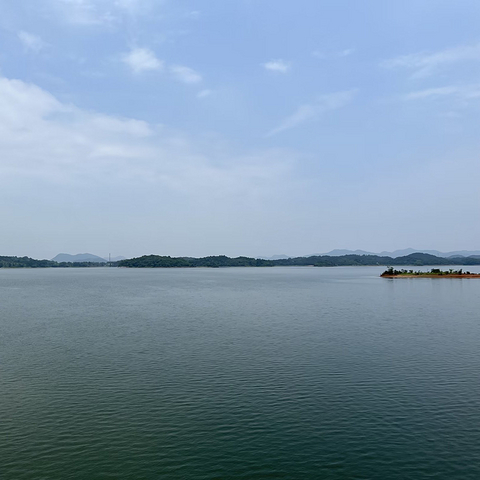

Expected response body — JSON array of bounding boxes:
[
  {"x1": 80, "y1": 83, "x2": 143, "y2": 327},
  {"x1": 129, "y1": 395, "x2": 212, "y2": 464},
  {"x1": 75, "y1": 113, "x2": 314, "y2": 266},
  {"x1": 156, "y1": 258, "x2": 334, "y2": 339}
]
[{"x1": 1, "y1": 266, "x2": 480, "y2": 479}]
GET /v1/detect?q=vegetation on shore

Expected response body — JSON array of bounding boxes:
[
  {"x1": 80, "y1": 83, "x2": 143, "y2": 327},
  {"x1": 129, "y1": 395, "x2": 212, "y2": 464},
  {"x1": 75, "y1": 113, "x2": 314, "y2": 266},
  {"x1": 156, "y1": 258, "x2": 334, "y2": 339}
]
[
  {"x1": 2, "y1": 252, "x2": 480, "y2": 269},
  {"x1": 381, "y1": 267, "x2": 480, "y2": 277},
  {"x1": 117, "y1": 255, "x2": 273, "y2": 268},
  {"x1": 117, "y1": 252, "x2": 480, "y2": 268},
  {"x1": 0, "y1": 256, "x2": 108, "y2": 268}
]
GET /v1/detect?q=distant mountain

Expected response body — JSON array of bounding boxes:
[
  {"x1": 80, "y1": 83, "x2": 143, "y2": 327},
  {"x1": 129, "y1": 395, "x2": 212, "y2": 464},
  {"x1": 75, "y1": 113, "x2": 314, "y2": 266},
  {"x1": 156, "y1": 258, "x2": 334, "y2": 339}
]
[
  {"x1": 52, "y1": 253, "x2": 107, "y2": 263},
  {"x1": 381, "y1": 249, "x2": 480, "y2": 258},
  {"x1": 442, "y1": 250, "x2": 480, "y2": 258},
  {"x1": 314, "y1": 248, "x2": 480, "y2": 258},
  {"x1": 379, "y1": 248, "x2": 422, "y2": 257},
  {"x1": 321, "y1": 249, "x2": 375, "y2": 257},
  {"x1": 322, "y1": 248, "x2": 430, "y2": 258}
]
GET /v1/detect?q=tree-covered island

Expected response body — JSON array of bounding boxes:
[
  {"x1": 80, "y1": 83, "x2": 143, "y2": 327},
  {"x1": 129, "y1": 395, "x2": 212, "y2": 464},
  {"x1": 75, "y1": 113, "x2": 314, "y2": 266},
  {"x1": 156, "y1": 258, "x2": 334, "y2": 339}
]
[{"x1": 381, "y1": 267, "x2": 480, "y2": 278}]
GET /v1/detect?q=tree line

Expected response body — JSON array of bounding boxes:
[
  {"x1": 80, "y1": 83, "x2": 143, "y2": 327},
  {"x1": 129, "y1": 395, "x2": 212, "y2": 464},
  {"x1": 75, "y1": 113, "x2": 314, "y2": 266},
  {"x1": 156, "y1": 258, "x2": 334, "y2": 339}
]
[
  {"x1": 118, "y1": 252, "x2": 480, "y2": 268},
  {"x1": 0, "y1": 256, "x2": 108, "y2": 268},
  {"x1": 2, "y1": 252, "x2": 480, "y2": 269}
]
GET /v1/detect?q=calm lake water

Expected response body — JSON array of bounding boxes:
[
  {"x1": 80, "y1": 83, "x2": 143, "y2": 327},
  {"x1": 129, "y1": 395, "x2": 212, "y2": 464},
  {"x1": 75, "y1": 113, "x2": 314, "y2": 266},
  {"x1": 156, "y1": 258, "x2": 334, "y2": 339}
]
[{"x1": 1, "y1": 266, "x2": 480, "y2": 479}]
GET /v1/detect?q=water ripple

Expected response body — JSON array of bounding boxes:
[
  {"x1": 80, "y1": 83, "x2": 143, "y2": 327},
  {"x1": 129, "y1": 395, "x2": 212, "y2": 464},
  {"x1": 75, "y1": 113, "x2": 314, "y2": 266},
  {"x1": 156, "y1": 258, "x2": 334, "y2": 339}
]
[{"x1": 1, "y1": 267, "x2": 480, "y2": 479}]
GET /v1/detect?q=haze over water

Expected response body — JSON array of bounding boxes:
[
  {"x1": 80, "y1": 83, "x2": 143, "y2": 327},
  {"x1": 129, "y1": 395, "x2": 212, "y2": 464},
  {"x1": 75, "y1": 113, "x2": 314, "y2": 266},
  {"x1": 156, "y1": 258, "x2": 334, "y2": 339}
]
[{"x1": 2, "y1": 266, "x2": 480, "y2": 479}]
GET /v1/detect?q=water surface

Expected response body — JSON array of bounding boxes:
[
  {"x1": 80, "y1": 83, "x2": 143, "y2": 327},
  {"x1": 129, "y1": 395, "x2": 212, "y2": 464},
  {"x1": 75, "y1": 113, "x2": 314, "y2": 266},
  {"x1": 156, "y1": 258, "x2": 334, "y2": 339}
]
[{"x1": 1, "y1": 266, "x2": 480, "y2": 479}]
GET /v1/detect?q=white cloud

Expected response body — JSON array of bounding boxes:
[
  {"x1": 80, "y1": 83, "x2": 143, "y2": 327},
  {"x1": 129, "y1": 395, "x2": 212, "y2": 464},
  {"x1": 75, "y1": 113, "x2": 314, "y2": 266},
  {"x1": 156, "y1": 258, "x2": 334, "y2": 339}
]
[
  {"x1": 18, "y1": 31, "x2": 48, "y2": 53},
  {"x1": 267, "y1": 90, "x2": 357, "y2": 136},
  {"x1": 0, "y1": 75, "x2": 292, "y2": 199},
  {"x1": 197, "y1": 89, "x2": 212, "y2": 99},
  {"x1": 170, "y1": 65, "x2": 202, "y2": 84},
  {"x1": 120, "y1": 51, "x2": 202, "y2": 84},
  {"x1": 0, "y1": 77, "x2": 64, "y2": 125},
  {"x1": 383, "y1": 43, "x2": 480, "y2": 79},
  {"x1": 263, "y1": 59, "x2": 290, "y2": 73},
  {"x1": 122, "y1": 48, "x2": 163, "y2": 73}
]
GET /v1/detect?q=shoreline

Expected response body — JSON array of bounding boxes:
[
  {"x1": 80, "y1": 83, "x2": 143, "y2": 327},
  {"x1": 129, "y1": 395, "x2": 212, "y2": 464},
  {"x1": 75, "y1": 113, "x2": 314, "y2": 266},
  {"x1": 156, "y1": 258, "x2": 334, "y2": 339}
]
[{"x1": 381, "y1": 274, "x2": 480, "y2": 278}]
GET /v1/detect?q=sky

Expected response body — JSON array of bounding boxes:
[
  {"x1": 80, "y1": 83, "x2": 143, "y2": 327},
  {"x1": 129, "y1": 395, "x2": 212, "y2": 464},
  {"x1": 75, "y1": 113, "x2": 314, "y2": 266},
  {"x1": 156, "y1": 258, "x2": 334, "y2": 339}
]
[{"x1": 1, "y1": 0, "x2": 480, "y2": 260}]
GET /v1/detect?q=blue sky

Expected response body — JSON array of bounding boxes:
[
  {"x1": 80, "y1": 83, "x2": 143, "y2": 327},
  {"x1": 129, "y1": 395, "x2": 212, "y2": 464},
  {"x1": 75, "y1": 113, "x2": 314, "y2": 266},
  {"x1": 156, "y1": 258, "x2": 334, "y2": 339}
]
[{"x1": 1, "y1": 0, "x2": 480, "y2": 259}]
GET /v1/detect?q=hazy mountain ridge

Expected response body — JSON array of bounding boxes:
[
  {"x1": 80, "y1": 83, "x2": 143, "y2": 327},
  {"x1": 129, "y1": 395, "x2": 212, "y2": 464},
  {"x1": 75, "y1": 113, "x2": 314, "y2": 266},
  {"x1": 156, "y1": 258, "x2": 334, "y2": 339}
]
[
  {"x1": 50, "y1": 250, "x2": 480, "y2": 263},
  {"x1": 52, "y1": 253, "x2": 107, "y2": 263},
  {"x1": 315, "y1": 248, "x2": 480, "y2": 258},
  {"x1": 51, "y1": 253, "x2": 126, "y2": 262}
]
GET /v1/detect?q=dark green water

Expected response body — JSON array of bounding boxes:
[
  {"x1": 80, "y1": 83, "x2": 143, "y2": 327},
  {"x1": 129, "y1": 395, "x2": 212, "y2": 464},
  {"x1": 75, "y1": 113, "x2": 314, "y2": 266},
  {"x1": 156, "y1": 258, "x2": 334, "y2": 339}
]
[{"x1": 1, "y1": 266, "x2": 480, "y2": 479}]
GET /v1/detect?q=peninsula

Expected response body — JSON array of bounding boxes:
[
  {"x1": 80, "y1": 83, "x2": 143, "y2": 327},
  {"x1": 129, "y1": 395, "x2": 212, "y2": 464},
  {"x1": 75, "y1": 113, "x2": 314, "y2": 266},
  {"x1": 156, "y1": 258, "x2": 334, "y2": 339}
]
[{"x1": 381, "y1": 267, "x2": 480, "y2": 278}]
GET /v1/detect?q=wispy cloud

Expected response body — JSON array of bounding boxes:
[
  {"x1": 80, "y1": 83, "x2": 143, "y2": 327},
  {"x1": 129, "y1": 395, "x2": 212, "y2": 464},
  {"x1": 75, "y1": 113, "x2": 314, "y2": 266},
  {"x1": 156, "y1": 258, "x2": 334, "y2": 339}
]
[
  {"x1": 170, "y1": 65, "x2": 202, "y2": 84},
  {"x1": 403, "y1": 86, "x2": 460, "y2": 101},
  {"x1": 383, "y1": 43, "x2": 480, "y2": 79},
  {"x1": 55, "y1": 0, "x2": 114, "y2": 25},
  {"x1": 267, "y1": 90, "x2": 357, "y2": 136},
  {"x1": 403, "y1": 85, "x2": 480, "y2": 101},
  {"x1": 122, "y1": 47, "x2": 163, "y2": 73},
  {"x1": 120, "y1": 49, "x2": 203, "y2": 85},
  {"x1": 18, "y1": 31, "x2": 48, "y2": 53},
  {"x1": 339, "y1": 48, "x2": 355, "y2": 57},
  {"x1": 54, "y1": 0, "x2": 157, "y2": 25},
  {"x1": 263, "y1": 59, "x2": 290, "y2": 73},
  {"x1": 114, "y1": 0, "x2": 152, "y2": 15},
  {"x1": 197, "y1": 89, "x2": 212, "y2": 99}
]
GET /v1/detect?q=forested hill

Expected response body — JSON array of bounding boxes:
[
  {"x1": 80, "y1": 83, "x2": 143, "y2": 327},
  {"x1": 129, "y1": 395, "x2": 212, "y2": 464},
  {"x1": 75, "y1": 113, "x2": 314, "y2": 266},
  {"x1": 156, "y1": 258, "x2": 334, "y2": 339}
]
[
  {"x1": 0, "y1": 256, "x2": 57, "y2": 268},
  {"x1": 118, "y1": 252, "x2": 480, "y2": 268},
  {"x1": 0, "y1": 256, "x2": 107, "y2": 268},
  {"x1": 117, "y1": 255, "x2": 273, "y2": 268},
  {"x1": 2, "y1": 252, "x2": 480, "y2": 269}
]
